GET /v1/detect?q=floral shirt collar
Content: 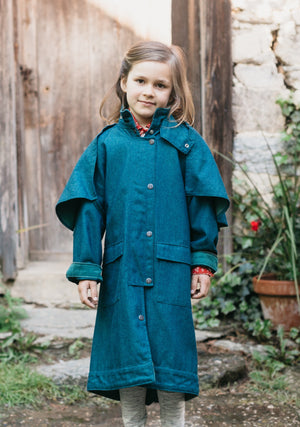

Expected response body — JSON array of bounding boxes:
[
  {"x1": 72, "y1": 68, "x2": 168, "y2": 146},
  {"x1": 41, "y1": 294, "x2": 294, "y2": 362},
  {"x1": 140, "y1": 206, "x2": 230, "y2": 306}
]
[{"x1": 130, "y1": 111, "x2": 151, "y2": 137}]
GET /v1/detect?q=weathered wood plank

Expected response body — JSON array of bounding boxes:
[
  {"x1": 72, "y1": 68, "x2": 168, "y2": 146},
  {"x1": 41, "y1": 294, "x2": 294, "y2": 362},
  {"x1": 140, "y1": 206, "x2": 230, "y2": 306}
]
[
  {"x1": 172, "y1": 0, "x2": 233, "y2": 257},
  {"x1": 18, "y1": 0, "x2": 44, "y2": 255},
  {"x1": 199, "y1": 0, "x2": 233, "y2": 256},
  {"x1": 172, "y1": 0, "x2": 201, "y2": 132},
  {"x1": 13, "y1": 0, "x2": 28, "y2": 269},
  {"x1": 0, "y1": 0, "x2": 18, "y2": 280}
]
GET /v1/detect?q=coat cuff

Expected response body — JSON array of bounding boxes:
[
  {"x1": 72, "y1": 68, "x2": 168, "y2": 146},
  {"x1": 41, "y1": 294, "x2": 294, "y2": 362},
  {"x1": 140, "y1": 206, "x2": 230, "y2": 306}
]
[
  {"x1": 66, "y1": 262, "x2": 103, "y2": 284},
  {"x1": 191, "y1": 251, "x2": 218, "y2": 272}
]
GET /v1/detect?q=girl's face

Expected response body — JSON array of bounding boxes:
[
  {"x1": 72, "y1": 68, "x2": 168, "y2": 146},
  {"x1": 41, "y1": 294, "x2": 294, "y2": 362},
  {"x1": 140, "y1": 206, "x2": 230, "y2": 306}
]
[{"x1": 121, "y1": 61, "x2": 173, "y2": 127}]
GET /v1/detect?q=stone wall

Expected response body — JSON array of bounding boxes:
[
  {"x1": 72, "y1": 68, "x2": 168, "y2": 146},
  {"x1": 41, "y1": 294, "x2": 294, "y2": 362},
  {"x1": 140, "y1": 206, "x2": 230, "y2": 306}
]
[{"x1": 231, "y1": 0, "x2": 300, "y2": 191}]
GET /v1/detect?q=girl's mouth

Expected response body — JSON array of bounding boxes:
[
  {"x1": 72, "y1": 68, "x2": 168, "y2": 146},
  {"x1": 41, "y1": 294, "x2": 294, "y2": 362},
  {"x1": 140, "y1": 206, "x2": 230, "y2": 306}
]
[{"x1": 139, "y1": 100, "x2": 155, "y2": 106}]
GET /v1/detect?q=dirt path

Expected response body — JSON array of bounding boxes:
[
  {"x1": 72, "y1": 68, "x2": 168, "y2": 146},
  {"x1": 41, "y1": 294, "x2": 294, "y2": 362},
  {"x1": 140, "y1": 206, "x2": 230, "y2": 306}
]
[{"x1": 1, "y1": 385, "x2": 299, "y2": 426}]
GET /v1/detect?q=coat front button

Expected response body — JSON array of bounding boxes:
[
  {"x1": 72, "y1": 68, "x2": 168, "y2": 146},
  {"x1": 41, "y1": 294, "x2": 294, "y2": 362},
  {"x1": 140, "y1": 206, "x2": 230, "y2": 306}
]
[
  {"x1": 138, "y1": 314, "x2": 144, "y2": 321},
  {"x1": 149, "y1": 139, "x2": 155, "y2": 145},
  {"x1": 147, "y1": 183, "x2": 154, "y2": 189},
  {"x1": 146, "y1": 278, "x2": 152, "y2": 284},
  {"x1": 146, "y1": 231, "x2": 152, "y2": 237},
  {"x1": 149, "y1": 129, "x2": 154, "y2": 134}
]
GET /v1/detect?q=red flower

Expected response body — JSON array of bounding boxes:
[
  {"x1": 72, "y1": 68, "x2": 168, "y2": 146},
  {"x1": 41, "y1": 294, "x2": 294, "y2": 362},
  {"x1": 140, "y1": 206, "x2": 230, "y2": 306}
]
[{"x1": 250, "y1": 219, "x2": 261, "y2": 232}]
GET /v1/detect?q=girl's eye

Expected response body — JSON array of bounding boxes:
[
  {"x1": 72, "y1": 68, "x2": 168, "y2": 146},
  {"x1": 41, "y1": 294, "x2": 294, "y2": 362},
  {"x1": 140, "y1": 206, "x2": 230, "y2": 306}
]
[
  {"x1": 136, "y1": 79, "x2": 144, "y2": 84},
  {"x1": 157, "y1": 83, "x2": 166, "y2": 89}
]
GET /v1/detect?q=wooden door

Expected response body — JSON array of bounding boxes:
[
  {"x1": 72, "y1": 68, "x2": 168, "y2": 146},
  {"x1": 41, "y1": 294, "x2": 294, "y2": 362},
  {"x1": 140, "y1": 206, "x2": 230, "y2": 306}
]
[{"x1": 18, "y1": 0, "x2": 140, "y2": 260}]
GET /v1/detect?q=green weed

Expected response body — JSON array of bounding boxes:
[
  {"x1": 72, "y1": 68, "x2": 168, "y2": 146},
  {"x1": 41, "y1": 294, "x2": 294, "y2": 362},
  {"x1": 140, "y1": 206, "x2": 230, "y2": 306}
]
[
  {"x1": 0, "y1": 286, "x2": 48, "y2": 363},
  {"x1": 0, "y1": 362, "x2": 88, "y2": 408}
]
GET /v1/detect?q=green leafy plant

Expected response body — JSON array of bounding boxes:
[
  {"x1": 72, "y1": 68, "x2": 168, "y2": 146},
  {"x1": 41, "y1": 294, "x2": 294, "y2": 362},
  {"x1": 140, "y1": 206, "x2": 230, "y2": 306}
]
[
  {"x1": 193, "y1": 253, "x2": 265, "y2": 334},
  {"x1": 68, "y1": 339, "x2": 85, "y2": 358},
  {"x1": 0, "y1": 289, "x2": 28, "y2": 331},
  {"x1": 252, "y1": 326, "x2": 299, "y2": 375},
  {"x1": 0, "y1": 285, "x2": 47, "y2": 363},
  {"x1": 223, "y1": 96, "x2": 300, "y2": 309},
  {"x1": 193, "y1": 96, "x2": 300, "y2": 335},
  {"x1": 289, "y1": 327, "x2": 300, "y2": 345},
  {"x1": 248, "y1": 326, "x2": 299, "y2": 404}
]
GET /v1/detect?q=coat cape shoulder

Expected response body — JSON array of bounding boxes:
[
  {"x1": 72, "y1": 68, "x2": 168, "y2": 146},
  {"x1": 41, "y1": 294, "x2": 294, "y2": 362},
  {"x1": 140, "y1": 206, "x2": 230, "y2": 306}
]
[
  {"x1": 55, "y1": 124, "x2": 115, "y2": 230},
  {"x1": 56, "y1": 118, "x2": 229, "y2": 231},
  {"x1": 160, "y1": 119, "x2": 229, "y2": 227}
]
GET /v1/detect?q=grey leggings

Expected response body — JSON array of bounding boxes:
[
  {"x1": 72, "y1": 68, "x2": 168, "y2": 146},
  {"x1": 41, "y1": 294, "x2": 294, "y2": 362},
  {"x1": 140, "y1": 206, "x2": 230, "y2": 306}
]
[{"x1": 119, "y1": 386, "x2": 185, "y2": 427}]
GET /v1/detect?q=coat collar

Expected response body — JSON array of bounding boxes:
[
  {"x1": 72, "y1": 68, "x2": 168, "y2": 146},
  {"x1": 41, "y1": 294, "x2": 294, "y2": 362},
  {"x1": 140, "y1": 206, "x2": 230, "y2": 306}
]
[
  {"x1": 160, "y1": 117, "x2": 194, "y2": 155},
  {"x1": 119, "y1": 108, "x2": 194, "y2": 155},
  {"x1": 119, "y1": 108, "x2": 170, "y2": 134}
]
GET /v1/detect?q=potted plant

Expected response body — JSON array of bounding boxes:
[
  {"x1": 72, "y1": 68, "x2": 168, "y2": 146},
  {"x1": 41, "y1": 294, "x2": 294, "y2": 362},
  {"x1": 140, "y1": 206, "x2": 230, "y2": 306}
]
[{"x1": 231, "y1": 95, "x2": 300, "y2": 330}]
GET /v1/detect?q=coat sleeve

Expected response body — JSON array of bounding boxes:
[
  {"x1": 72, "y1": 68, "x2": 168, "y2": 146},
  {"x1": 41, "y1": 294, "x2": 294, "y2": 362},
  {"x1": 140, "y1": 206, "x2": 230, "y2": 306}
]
[
  {"x1": 66, "y1": 200, "x2": 105, "y2": 284},
  {"x1": 184, "y1": 127, "x2": 230, "y2": 272},
  {"x1": 187, "y1": 197, "x2": 219, "y2": 272},
  {"x1": 55, "y1": 134, "x2": 107, "y2": 284}
]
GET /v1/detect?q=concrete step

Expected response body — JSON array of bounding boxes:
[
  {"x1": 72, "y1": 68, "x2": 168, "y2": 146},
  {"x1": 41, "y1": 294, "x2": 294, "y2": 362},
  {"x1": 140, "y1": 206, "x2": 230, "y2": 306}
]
[{"x1": 11, "y1": 261, "x2": 82, "y2": 308}]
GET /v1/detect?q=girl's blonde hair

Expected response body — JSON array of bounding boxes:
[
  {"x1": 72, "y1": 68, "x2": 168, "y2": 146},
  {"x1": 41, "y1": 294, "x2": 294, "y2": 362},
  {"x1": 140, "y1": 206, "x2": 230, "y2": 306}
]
[{"x1": 99, "y1": 41, "x2": 195, "y2": 125}]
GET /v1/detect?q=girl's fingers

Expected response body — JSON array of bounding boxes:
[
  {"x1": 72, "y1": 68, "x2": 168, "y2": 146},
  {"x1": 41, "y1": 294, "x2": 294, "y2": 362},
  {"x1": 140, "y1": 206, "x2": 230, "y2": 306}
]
[
  {"x1": 78, "y1": 280, "x2": 98, "y2": 309},
  {"x1": 190, "y1": 275, "x2": 198, "y2": 296},
  {"x1": 191, "y1": 274, "x2": 211, "y2": 299},
  {"x1": 89, "y1": 281, "x2": 98, "y2": 304}
]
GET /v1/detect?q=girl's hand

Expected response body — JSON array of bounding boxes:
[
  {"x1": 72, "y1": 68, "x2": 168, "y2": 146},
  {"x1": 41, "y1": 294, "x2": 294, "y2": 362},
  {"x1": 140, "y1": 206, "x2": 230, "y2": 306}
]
[
  {"x1": 190, "y1": 274, "x2": 211, "y2": 299},
  {"x1": 78, "y1": 280, "x2": 98, "y2": 309}
]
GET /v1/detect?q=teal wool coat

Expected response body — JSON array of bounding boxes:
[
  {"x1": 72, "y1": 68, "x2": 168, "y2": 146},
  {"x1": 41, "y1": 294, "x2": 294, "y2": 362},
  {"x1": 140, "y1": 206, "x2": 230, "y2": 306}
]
[{"x1": 56, "y1": 108, "x2": 229, "y2": 404}]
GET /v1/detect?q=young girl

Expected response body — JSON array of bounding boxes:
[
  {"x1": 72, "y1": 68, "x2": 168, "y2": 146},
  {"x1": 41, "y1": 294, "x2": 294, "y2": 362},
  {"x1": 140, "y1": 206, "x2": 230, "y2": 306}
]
[{"x1": 56, "y1": 41, "x2": 229, "y2": 427}]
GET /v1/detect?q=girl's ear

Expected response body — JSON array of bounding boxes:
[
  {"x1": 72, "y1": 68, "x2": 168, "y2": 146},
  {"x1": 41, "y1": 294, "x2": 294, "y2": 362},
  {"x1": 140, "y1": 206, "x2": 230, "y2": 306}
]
[{"x1": 120, "y1": 77, "x2": 127, "y2": 93}]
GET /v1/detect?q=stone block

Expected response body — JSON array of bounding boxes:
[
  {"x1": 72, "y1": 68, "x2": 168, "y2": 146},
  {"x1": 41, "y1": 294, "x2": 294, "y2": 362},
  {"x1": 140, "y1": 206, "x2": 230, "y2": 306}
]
[
  {"x1": 283, "y1": 67, "x2": 300, "y2": 90},
  {"x1": 232, "y1": 0, "x2": 300, "y2": 25},
  {"x1": 275, "y1": 28, "x2": 300, "y2": 67},
  {"x1": 233, "y1": 132, "x2": 282, "y2": 174},
  {"x1": 232, "y1": 0, "x2": 279, "y2": 24},
  {"x1": 234, "y1": 63, "x2": 284, "y2": 89},
  {"x1": 233, "y1": 170, "x2": 279, "y2": 204},
  {"x1": 232, "y1": 26, "x2": 274, "y2": 64},
  {"x1": 292, "y1": 89, "x2": 300, "y2": 106},
  {"x1": 232, "y1": 85, "x2": 287, "y2": 133}
]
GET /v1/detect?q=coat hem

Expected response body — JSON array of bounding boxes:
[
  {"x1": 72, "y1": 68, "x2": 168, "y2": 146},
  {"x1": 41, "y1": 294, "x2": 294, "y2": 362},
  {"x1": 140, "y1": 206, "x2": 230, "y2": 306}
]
[{"x1": 87, "y1": 364, "x2": 199, "y2": 404}]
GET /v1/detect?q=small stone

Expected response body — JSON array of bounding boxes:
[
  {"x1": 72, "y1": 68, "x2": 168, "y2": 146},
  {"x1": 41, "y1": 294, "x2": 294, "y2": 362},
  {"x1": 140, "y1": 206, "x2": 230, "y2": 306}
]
[
  {"x1": 0, "y1": 332, "x2": 12, "y2": 340},
  {"x1": 198, "y1": 353, "x2": 247, "y2": 388},
  {"x1": 36, "y1": 357, "x2": 90, "y2": 387},
  {"x1": 195, "y1": 329, "x2": 225, "y2": 342},
  {"x1": 212, "y1": 339, "x2": 268, "y2": 356}
]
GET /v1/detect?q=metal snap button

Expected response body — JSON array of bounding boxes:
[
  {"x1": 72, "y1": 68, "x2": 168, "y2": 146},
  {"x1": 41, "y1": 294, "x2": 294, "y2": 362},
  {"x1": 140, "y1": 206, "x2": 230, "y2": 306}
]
[
  {"x1": 147, "y1": 183, "x2": 154, "y2": 189},
  {"x1": 149, "y1": 139, "x2": 155, "y2": 145},
  {"x1": 138, "y1": 314, "x2": 144, "y2": 321},
  {"x1": 185, "y1": 143, "x2": 189, "y2": 148},
  {"x1": 146, "y1": 278, "x2": 152, "y2": 284},
  {"x1": 146, "y1": 231, "x2": 153, "y2": 237}
]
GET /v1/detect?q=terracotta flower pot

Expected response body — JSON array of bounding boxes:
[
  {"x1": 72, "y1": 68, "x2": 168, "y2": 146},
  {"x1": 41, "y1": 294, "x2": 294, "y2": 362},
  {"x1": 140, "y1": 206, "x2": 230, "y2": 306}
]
[{"x1": 253, "y1": 274, "x2": 300, "y2": 330}]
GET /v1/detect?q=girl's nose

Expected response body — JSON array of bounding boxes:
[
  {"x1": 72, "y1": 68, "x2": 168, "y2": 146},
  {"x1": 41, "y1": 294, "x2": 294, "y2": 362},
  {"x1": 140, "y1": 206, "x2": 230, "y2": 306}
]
[{"x1": 143, "y1": 84, "x2": 154, "y2": 96}]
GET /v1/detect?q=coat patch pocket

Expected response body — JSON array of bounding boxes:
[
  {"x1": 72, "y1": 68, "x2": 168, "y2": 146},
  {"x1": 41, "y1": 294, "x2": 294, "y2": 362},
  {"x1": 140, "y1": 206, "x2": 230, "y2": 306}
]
[
  {"x1": 101, "y1": 241, "x2": 123, "y2": 307},
  {"x1": 156, "y1": 243, "x2": 191, "y2": 307},
  {"x1": 103, "y1": 241, "x2": 123, "y2": 265},
  {"x1": 156, "y1": 243, "x2": 191, "y2": 265}
]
